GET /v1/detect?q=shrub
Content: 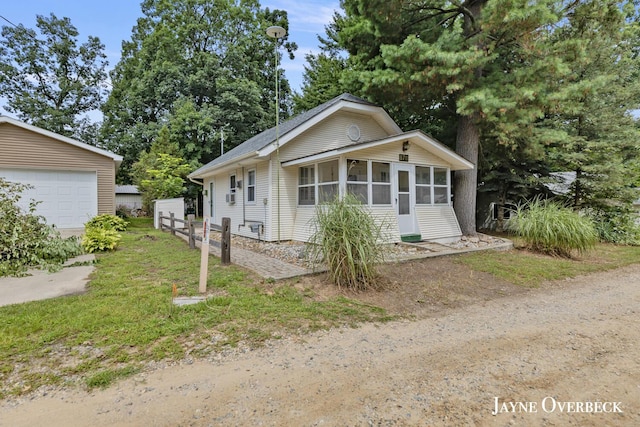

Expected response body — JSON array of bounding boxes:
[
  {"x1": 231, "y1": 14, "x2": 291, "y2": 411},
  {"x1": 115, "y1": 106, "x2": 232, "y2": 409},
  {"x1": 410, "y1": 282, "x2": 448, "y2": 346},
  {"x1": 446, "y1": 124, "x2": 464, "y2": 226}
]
[
  {"x1": 81, "y1": 227, "x2": 122, "y2": 253},
  {"x1": 584, "y1": 206, "x2": 640, "y2": 245},
  {"x1": 0, "y1": 178, "x2": 83, "y2": 277},
  {"x1": 85, "y1": 214, "x2": 128, "y2": 231},
  {"x1": 82, "y1": 214, "x2": 127, "y2": 253},
  {"x1": 507, "y1": 197, "x2": 598, "y2": 257},
  {"x1": 307, "y1": 194, "x2": 389, "y2": 291}
]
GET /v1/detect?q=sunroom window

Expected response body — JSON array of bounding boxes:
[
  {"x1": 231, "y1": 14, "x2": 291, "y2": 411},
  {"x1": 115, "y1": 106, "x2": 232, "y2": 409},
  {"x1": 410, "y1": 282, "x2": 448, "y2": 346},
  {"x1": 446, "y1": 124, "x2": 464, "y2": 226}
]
[
  {"x1": 416, "y1": 166, "x2": 431, "y2": 204},
  {"x1": 318, "y1": 160, "x2": 338, "y2": 203},
  {"x1": 298, "y1": 165, "x2": 315, "y2": 205},
  {"x1": 371, "y1": 162, "x2": 391, "y2": 205},
  {"x1": 433, "y1": 167, "x2": 449, "y2": 204},
  {"x1": 416, "y1": 166, "x2": 450, "y2": 205},
  {"x1": 346, "y1": 159, "x2": 368, "y2": 203}
]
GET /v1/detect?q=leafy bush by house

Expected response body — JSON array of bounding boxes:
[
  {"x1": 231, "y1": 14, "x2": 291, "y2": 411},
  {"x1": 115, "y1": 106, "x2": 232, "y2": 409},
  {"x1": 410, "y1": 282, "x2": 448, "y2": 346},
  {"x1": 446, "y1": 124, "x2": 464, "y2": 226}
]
[
  {"x1": 85, "y1": 214, "x2": 129, "y2": 231},
  {"x1": 0, "y1": 178, "x2": 83, "y2": 277},
  {"x1": 507, "y1": 197, "x2": 598, "y2": 257},
  {"x1": 307, "y1": 194, "x2": 389, "y2": 291},
  {"x1": 82, "y1": 214, "x2": 127, "y2": 253}
]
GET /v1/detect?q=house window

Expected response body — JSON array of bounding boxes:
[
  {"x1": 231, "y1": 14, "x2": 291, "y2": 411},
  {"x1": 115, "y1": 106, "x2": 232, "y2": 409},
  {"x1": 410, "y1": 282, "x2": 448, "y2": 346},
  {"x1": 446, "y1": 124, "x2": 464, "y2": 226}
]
[
  {"x1": 416, "y1": 166, "x2": 431, "y2": 204},
  {"x1": 415, "y1": 166, "x2": 450, "y2": 205},
  {"x1": 318, "y1": 160, "x2": 338, "y2": 203},
  {"x1": 371, "y1": 162, "x2": 391, "y2": 205},
  {"x1": 229, "y1": 174, "x2": 236, "y2": 194},
  {"x1": 433, "y1": 167, "x2": 449, "y2": 204},
  {"x1": 247, "y1": 169, "x2": 256, "y2": 203},
  {"x1": 346, "y1": 159, "x2": 368, "y2": 203},
  {"x1": 298, "y1": 166, "x2": 315, "y2": 205}
]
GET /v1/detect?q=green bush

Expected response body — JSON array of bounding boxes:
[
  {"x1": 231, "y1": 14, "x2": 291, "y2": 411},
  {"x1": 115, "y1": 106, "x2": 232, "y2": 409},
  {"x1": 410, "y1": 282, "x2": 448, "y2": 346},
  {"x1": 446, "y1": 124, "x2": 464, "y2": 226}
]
[
  {"x1": 85, "y1": 214, "x2": 128, "y2": 231},
  {"x1": 584, "y1": 206, "x2": 640, "y2": 245},
  {"x1": 82, "y1": 214, "x2": 126, "y2": 253},
  {"x1": 307, "y1": 194, "x2": 389, "y2": 291},
  {"x1": 81, "y1": 227, "x2": 122, "y2": 253},
  {"x1": 0, "y1": 178, "x2": 83, "y2": 277},
  {"x1": 507, "y1": 197, "x2": 598, "y2": 257}
]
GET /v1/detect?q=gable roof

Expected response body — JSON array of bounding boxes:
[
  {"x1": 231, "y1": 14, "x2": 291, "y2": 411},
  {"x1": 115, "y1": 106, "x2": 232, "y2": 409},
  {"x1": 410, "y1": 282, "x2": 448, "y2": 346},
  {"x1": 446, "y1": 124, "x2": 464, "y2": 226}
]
[
  {"x1": 0, "y1": 116, "x2": 123, "y2": 166},
  {"x1": 189, "y1": 93, "x2": 401, "y2": 178}
]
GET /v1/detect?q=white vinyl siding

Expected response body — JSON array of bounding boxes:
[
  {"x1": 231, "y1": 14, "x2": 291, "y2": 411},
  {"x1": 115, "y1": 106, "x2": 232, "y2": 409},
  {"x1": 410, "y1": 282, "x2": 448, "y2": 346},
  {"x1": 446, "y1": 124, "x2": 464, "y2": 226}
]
[
  {"x1": 416, "y1": 205, "x2": 462, "y2": 241},
  {"x1": 279, "y1": 112, "x2": 389, "y2": 162}
]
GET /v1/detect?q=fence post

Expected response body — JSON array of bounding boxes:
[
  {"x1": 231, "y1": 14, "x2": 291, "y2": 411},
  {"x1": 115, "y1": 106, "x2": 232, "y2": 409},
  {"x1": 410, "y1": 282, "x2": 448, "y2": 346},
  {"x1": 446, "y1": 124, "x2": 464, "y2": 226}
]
[
  {"x1": 159, "y1": 211, "x2": 163, "y2": 230},
  {"x1": 188, "y1": 217, "x2": 195, "y2": 249},
  {"x1": 170, "y1": 212, "x2": 175, "y2": 236},
  {"x1": 221, "y1": 217, "x2": 231, "y2": 265}
]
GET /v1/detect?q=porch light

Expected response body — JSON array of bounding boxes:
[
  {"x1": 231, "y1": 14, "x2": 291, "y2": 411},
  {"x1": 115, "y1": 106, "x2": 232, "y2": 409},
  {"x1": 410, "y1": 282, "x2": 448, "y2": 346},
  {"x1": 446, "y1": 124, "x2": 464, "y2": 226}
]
[
  {"x1": 402, "y1": 140, "x2": 410, "y2": 152},
  {"x1": 266, "y1": 25, "x2": 286, "y2": 243}
]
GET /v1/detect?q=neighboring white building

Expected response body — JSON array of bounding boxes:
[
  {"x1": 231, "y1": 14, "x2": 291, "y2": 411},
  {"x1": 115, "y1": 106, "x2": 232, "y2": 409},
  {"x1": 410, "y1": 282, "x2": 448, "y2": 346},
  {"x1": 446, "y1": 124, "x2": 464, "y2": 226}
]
[
  {"x1": 188, "y1": 93, "x2": 474, "y2": 243},
  {"x1": 115, "y1": 185, "x2": 143, "y2": 211}
]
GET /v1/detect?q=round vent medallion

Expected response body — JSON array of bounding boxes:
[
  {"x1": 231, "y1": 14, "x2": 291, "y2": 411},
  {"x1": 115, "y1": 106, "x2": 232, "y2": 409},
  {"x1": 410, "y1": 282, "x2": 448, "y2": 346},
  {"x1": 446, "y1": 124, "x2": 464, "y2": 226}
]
[{"x1": 347, "y1": 124, "x2": 361, "y2": 142}]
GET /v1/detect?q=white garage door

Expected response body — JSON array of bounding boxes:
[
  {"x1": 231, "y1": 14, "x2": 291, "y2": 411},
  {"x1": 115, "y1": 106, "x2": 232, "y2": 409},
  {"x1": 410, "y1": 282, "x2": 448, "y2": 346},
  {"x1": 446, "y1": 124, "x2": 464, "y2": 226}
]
[{"x1": 0, "y1": 168, "x2": 98, "y2": 229}]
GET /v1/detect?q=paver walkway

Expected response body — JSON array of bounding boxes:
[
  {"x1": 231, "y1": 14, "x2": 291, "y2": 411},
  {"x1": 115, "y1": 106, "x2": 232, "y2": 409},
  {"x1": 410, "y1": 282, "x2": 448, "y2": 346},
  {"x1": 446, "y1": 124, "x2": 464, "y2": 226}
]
[{"x1": 180, "y1": 228, "x2": 512, "y2": 281}]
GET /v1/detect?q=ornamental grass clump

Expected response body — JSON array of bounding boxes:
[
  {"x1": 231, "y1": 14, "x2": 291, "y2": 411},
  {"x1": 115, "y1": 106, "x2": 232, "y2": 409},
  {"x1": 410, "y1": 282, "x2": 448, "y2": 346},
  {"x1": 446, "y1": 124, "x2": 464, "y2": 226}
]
[
  {"x1": 307, "y1": 194, "x2": 389, "y2": 291},
  {"x1": 507, "y1": 197, "x2": 598, "y2": 257}
]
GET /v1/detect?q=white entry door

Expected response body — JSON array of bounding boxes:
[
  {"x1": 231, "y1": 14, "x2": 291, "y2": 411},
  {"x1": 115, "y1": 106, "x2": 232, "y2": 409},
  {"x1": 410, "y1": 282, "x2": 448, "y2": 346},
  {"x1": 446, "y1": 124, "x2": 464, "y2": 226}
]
[{"x1": 393, "y1": 163, "x2": 417, "y2": 236}]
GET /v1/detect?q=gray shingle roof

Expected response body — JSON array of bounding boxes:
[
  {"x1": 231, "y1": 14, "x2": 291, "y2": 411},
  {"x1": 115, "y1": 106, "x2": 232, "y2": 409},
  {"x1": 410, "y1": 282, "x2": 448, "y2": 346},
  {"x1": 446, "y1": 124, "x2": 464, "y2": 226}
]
[{"x1": 189, "y1": 93, "x2": 374, "y2": 177}]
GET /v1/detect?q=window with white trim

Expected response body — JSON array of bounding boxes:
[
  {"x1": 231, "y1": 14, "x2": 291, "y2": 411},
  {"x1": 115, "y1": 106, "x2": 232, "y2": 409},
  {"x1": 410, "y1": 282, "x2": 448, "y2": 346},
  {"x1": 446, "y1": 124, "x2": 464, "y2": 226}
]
[
  {"x1": 318, "y1": 160, "x2": 338, "y2": 203},
  {"x1": 433, "y1": 167, "x2": 449, "y2": 204},
  {"x1": 416, "y1": 166, "x2": 450, "y2": 205},
  {"x1": 247, "y1": 169, "x2": 256, "y2": 203},
  {"x1": 346, "y1": 159, "x2": 368, "y2": 203},
  {"x1": 229, "y1": 174, "x2": 236, "y2": 194},
  {"x1": 298, "y1": 165, "x2": 315, "y2": 205},
  {"x1": 371, "y1": 162, "x2": 391, "y2": 205}
]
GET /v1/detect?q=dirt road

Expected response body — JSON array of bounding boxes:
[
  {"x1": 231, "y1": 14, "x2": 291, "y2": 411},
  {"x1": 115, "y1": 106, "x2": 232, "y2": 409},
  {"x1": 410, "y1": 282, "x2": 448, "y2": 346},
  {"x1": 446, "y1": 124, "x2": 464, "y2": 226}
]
[{"x1": 2, "y1": 264, "x2": 639, "y2": 426}]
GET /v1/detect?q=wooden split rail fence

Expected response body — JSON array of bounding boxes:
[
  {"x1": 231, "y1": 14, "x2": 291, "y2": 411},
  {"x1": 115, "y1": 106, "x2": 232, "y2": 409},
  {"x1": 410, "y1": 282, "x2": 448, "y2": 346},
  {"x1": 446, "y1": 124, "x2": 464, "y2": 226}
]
[{"x1": 158, "y1": 212, "x2": 231, "y2": 265}]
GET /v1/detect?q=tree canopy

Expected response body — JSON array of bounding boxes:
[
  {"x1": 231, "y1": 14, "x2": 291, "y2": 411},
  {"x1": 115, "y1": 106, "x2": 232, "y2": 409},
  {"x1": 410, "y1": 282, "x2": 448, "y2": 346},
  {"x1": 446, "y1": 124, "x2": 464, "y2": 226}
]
[
  {"x1": 100, "y1": 0, "x2": 296, "y2": 182},
  {"x1": 0, "y1": 13, "x2": 108, "y2": 140},
  {"x1": 296, "y1": 0, "x2": 640, "y2": 236}
]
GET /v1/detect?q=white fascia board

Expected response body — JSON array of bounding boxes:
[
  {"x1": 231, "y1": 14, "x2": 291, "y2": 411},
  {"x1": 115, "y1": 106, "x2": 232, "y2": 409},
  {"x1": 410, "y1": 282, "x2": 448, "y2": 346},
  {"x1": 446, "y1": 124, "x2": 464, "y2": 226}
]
[
  {"x1": 281, "y1": 130, "x2": 474, "y2": 170},
  {"x1": 257, "y1": 101, "x2": 402, "y2": 158},
  {"x1": 189, "y1": 152, "x2": 258, "y2": 179}
]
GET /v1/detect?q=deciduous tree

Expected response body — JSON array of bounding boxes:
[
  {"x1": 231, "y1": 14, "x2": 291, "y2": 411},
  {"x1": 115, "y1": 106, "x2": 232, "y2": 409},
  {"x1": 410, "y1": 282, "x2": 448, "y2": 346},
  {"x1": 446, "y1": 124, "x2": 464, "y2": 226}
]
[{"x1": 0, "y1": 14, "x2": 108, "y2": 139}]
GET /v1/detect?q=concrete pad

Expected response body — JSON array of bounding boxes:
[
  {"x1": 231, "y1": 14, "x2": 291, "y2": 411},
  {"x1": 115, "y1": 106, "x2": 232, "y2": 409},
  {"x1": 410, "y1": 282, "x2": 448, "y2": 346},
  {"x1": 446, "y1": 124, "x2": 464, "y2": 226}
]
[
  {"x1": 172, "y1": 296, "x2": 207, "y2": 306},
  {"x1": 0, "y1": 256, "x2": 95, "y2": 307}
]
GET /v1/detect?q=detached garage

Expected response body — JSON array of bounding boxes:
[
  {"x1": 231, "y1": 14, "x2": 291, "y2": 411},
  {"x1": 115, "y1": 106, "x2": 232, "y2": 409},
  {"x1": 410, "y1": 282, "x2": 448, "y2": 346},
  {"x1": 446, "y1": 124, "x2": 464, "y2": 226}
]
[{"x1": 0, "y1": 116, "x2": 122, "y2": 229}]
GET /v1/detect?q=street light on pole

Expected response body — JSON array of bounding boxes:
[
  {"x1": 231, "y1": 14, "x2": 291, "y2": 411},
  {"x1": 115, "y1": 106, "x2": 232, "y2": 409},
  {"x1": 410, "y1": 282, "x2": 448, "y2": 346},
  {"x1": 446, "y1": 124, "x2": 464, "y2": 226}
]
[{"x1": 266, "y1": 25, "x2": 286, "y2": 243}]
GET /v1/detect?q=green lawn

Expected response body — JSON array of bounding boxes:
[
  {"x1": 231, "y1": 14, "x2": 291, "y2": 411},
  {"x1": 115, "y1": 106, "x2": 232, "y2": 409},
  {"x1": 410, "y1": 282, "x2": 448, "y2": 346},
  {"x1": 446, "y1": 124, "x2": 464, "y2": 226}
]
[
  {"x1": 0, "y1": 218, "x2": 389, "y2": 397},
  {"x1": 456, "y1": 239, "x2": 640, "y2": 287},
  {"x1": 2, "y1": 220, "x2": 639, "y2": 398}
]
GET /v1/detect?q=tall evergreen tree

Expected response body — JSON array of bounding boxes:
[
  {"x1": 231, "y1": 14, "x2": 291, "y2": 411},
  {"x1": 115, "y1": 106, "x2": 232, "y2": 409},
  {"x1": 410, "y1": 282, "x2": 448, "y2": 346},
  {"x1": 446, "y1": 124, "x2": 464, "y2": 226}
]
[
  {"x1": 542, "y1": 0, "x2": 640, "y2": 210},
  {"x1": 333, "y1": 0, "x2": 571, "y2": 235},
  {"x1": 0, "y1": 13, "x2": 108, "y2": 139},
  {"x1": 100, "y1": 0, "x2": 296, "y2": 181}
]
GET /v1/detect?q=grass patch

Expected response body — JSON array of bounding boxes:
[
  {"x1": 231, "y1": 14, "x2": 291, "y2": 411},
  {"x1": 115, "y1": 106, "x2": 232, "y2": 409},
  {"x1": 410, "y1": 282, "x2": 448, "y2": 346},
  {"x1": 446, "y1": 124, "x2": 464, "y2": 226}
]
[
  {"x1": 456, "y1": 242, "x2": 640, "y2": 287},
  {"x1": 0, "y1": 218, "x2": 389, "y2": 396}
]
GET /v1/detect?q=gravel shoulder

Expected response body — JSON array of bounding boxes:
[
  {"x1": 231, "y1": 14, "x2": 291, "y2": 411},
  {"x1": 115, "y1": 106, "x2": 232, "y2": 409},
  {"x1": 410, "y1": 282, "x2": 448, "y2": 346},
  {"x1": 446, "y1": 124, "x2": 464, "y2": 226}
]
[{"x1": 2, "y1": 263, "x2": 639, "y2": 426}]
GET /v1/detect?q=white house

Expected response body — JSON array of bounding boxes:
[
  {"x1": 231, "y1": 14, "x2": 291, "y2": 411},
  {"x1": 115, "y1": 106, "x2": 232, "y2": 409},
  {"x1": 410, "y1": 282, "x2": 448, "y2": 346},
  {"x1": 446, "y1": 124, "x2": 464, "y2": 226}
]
[{"x1": 188, "y1": 93, "x2": 474, "y2": 243}]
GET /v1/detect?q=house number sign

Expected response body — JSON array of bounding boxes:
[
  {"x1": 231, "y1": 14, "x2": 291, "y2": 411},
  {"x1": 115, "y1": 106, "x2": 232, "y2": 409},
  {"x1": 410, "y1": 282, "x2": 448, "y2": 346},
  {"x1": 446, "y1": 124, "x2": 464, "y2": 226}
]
[{"x1": 399, "y1": 154, "x2": 409, "y2": 162}]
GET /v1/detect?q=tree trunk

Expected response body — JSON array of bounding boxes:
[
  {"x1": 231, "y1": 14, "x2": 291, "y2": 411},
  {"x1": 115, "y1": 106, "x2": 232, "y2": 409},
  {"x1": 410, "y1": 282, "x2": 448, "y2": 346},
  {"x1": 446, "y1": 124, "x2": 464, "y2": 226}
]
[{"x1": 454, "y1": 113, "x2": 480, "y2": 236}]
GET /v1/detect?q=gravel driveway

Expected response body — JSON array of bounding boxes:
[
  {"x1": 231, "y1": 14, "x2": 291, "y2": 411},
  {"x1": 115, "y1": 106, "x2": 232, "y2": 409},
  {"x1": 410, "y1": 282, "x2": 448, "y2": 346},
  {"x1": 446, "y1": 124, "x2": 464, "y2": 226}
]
[{"x1": 2, "y1": 264, "x2": 639, "y2": 426}]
